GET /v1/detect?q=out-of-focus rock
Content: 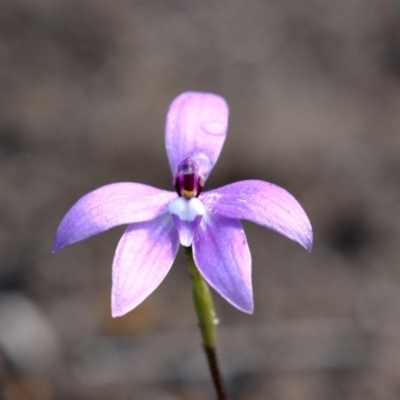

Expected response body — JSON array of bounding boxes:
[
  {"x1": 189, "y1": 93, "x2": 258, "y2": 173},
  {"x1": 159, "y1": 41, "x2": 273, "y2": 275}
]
[
  {"x1": 2, "y1": 373, "x2": 53, "y2": 400},
  {"x1": 0, "y1": 293, "x2": 59, "y2": 371}
]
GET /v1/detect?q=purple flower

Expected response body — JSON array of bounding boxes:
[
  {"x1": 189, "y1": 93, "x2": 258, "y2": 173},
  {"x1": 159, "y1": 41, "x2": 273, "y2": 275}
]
[{"x1": 53, "y1": 92, "x2": 312, "y2": 317}]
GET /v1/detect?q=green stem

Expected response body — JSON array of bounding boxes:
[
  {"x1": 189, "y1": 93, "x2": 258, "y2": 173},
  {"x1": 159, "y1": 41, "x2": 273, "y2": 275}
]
[{"x1": 186, "y1": 247, "x2": 227, "y2": 400}]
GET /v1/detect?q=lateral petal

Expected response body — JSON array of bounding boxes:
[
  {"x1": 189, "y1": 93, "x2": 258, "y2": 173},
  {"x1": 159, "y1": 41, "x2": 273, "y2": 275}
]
[
  {"x1": 193, "y1": 213, "x2": 253, "y2": 313},
  {"x1": 165, "y1": 92, "x2": 229, "y2": 180},
  {"x1": 53, "y1": 183, "x2": 176, "y2": 251},
  {"x1": 112, "y1": 213, "x2": 179, "y2": 317},
  {"x1": 202, "y1": 180, "x2": 313, "y2": 251}
]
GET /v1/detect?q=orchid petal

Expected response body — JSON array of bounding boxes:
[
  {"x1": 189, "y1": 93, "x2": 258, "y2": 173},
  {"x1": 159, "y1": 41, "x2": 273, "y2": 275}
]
[
  {"x1": 193, "y1": 213, "x2": 253, "y2": 313},
  {"x1": 53, "y1": 183, "x2": 176, "y2": 252},
  {"x1": 170, "y1": 215, "x2": 202, "y2": 247},
  {"x1": 112, "y1": 213, "x2": 179, "y2": 317},
  {"x1": 165, "y1": 92, "x2": 229, "y2": 180},
  {"x1": 168, "y1": 197, "x2": 205, "y2": 246},
  {"x1": 201, "y1": 180, "x2": 313, "y2": 251}
]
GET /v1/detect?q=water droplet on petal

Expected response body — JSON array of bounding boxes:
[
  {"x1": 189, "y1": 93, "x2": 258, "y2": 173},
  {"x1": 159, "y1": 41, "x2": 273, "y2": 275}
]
[{"x1": 202, "y1": 121, "x2": 226, "y2": 136}]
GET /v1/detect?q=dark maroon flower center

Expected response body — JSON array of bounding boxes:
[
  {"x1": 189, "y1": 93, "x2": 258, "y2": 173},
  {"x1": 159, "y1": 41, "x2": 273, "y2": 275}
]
[{"x1": 174, "y1": 157, "x2": 204, "y2": 199}]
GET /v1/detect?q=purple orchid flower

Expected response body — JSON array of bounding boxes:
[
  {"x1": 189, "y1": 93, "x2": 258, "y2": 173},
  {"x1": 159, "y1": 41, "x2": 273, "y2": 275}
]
[{"x1": 53, "y1": 92, "x2": 312, "y2": 317}]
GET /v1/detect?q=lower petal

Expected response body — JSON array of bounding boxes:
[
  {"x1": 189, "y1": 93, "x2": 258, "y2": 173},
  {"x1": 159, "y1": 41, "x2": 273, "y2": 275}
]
[
  {"x1": 112, "y1": 213, "x2": 179, "y2": 317},
  {"x1": 193, "y1": 213, "x2": 253, "y2": 313}
]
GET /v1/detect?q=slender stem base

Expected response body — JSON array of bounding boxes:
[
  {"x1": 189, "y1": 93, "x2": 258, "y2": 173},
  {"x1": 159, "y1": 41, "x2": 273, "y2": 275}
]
[{"x1": 186, "y1": 247, "x2": 227, "y2": 400}]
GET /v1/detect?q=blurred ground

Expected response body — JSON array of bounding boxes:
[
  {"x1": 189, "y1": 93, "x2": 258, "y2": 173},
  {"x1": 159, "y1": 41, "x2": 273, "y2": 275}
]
[{"x1": 1, "y1": 0, "x2": 400, "y2": 399}]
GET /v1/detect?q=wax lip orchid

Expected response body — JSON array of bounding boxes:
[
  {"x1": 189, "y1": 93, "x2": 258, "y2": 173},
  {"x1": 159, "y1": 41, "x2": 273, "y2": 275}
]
[{"x1": 53, "y1": 92, "x2": 313, "y2": 317}]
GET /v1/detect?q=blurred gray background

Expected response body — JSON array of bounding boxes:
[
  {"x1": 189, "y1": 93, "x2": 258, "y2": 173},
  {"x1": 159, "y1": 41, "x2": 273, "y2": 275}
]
[{"x1": 1, "y1": 0, "x2": 400, "y2": 399}]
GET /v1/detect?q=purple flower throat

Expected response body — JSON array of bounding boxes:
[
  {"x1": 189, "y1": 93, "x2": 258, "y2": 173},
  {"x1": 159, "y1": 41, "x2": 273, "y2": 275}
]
[{"x1": 174, "y1": 157, "x2": 204, "y2": 199}]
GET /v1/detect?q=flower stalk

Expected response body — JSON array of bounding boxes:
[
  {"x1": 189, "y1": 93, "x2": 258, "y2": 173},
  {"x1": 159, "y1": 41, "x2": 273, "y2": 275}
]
[{"x1": 186, "y1": 247, "x2": 227, "y2": 400}]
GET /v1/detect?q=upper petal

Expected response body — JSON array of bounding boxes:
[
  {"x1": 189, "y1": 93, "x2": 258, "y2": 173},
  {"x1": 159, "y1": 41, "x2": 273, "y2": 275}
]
[
  {"x1": 201, "y1": 180, "x2": 313, "y2": 251},
  {"x1": 165, "y1": 92, "x2": 229, "y2": 180},
  {"x1": 112, "y1": 213, "x2": 179, "y2": 317},
  {"x1": 53, "y1": 183, "x2": 176, "y2": 252},
  {"x1": 193, "y1": 213, "x2": 253, "y2": 313}
]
